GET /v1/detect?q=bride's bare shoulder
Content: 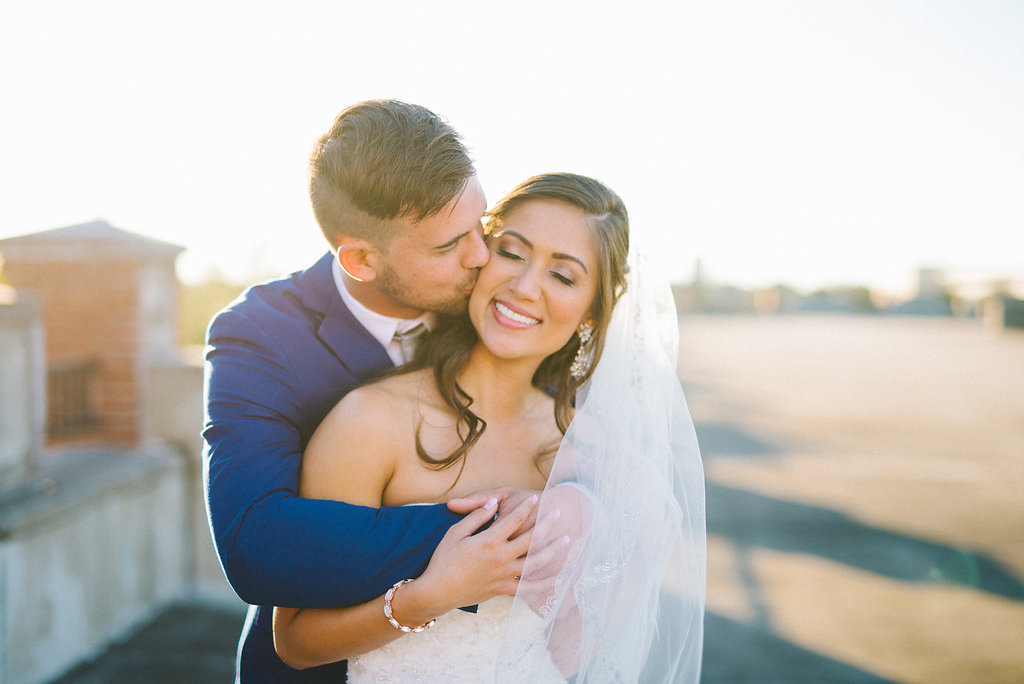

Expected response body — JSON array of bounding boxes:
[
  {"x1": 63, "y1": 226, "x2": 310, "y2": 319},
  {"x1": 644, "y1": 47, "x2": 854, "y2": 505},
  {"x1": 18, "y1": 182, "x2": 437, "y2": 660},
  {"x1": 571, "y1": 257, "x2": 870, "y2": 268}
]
[
  {"x1": 363, "y1": 368, "x2": 441, "y2": 408},
  {"x1": 300, "y1": 372, "x2": 435, "y2": 503},
  {"x1": 317, "y1": 372, "x2": 423, "y2": 431}
]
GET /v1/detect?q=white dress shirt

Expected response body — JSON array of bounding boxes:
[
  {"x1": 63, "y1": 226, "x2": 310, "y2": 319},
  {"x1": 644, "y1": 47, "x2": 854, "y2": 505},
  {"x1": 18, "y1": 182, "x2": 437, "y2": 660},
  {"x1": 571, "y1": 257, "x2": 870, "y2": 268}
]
[{"x1": 331, "y1": 257, "x2": 433, "y2": 366}]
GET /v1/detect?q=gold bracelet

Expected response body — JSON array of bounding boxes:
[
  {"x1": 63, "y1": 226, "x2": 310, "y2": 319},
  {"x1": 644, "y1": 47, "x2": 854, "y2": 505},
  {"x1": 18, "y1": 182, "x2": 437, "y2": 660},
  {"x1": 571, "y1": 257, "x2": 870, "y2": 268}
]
[{"x1": 383, "y1": 579, "x2": 436, "y2": 633}]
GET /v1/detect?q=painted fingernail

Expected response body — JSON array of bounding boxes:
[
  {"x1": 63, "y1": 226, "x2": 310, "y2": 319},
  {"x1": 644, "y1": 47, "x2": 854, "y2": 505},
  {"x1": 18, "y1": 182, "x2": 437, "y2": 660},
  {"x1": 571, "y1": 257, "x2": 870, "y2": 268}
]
[
  {"x1": 560, "y1": 536, "x2": 571, "y2": 547},
  {"x1": 484, "y1": 497, "x2": 498, "y2": 510},
  {"x1": 531, "y1": 494, "x2": 539, "y2": 505}
]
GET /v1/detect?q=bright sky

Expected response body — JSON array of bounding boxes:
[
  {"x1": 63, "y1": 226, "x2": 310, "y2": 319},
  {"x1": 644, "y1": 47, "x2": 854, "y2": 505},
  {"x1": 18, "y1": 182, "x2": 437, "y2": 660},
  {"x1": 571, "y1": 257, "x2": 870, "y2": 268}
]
[{"x1": 2, "y1": 0, "x2": 1022, "y2": 296}]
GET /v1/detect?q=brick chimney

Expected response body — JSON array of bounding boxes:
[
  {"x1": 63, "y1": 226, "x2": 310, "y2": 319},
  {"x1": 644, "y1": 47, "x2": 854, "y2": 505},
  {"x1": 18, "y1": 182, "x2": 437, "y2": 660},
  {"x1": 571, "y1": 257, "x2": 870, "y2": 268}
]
[{"x1": 0, "y1": 221, "x2": 184, "y2": 448}]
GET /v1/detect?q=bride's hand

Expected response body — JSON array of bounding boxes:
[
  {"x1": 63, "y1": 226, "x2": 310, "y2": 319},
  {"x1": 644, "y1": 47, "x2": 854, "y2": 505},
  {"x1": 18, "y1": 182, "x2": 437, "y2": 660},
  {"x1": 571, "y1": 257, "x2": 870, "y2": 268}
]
[
  {"x1": 398, "y1": 495, "x2": 538, "y2": 622},
  {"x1": 447, "y1": 487, "x2": 541, "y2": 538}
]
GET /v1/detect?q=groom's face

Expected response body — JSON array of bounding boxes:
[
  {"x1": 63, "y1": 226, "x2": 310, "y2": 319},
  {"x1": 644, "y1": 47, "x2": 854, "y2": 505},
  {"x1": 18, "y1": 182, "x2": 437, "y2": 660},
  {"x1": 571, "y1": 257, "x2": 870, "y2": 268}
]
[{"x1": 373, "y1": 175, "x2": 489, "y2": 317}]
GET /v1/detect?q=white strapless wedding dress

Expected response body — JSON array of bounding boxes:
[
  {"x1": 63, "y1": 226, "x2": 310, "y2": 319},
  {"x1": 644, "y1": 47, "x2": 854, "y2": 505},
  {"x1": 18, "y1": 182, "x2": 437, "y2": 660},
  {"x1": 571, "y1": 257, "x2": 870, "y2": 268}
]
[{"x1": 347, "y1": 596, "x2": 565, "y2": 683}]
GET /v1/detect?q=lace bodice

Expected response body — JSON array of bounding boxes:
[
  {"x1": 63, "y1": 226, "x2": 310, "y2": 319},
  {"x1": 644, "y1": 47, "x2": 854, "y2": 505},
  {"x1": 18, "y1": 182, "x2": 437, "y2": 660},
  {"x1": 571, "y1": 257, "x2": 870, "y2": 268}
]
[{"x1": 347, "y1": 596, "x2": 565, "y2": 683}]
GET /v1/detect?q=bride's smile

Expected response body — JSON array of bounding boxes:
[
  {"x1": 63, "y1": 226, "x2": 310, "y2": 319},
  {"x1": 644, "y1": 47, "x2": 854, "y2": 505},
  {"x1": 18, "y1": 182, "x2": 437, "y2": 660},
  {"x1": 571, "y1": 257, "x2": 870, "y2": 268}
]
[
  {"x1": 492, "y1": 300, "x2": 540, "y2": 327},
  {"x1": 469, "y1": 198, "x2": 598, "y2": 364}
]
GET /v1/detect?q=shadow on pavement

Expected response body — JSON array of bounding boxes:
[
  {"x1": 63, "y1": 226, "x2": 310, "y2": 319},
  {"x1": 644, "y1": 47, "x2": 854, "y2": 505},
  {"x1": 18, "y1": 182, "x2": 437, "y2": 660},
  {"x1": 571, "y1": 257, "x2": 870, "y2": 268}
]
[
  {"x1": 53, "y1": 602, "x2": 246, "y2": 684},
  {"x1": 694, "y1": 421, "x2": 783, "y2": 459},
  {"x1": 707, "y1": 481, "x2": 1024, "y2": 602},
  {"x1": 702, "y1": 611, "x2": 897, "y2": 683},
  {"x1": 696, "y1": 421, "x2": 1024, "y2": 601},
  {"x1": 695, "y1": 419, "x2": 1024, "y2": 682}
]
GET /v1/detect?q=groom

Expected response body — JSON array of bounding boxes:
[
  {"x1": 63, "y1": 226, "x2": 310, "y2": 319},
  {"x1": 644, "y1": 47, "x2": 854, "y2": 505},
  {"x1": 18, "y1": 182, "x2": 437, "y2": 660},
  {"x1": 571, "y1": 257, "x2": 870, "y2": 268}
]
[{"x1": 204, "y1": 100, "x2": 528, "y2": 682}]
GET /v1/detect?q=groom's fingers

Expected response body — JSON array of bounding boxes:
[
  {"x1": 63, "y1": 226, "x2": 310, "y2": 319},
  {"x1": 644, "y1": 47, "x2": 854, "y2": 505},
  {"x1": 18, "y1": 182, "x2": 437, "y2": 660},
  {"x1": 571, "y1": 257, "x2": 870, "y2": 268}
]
[
  {"x1": 505, "y1": 505, "x2": 559, "y2": 559},
  {"x1": 516, "y1": 574, "x2": 559, "y2": 613},
  {"x1": 446, "y1": 497, "x2": 500, "y2": 538},
  {"x1": 448, "y1": 488, "x2": 542, "y2": 532},
  {"x1": 520, "y1": 533, "x2": 571, "y2": 575},
  {"x1": 482, "y1": 493, "x2": 538, "y2": 543},
  {"x1": 531, "y1": 506, "x2": 561, "y2": 544},
  {"x1": 446, "y1": 488, "x2": 511, "y2": 514},
  {"x1": 498, "y1": 489, "x2": 542, "y2": 537}
]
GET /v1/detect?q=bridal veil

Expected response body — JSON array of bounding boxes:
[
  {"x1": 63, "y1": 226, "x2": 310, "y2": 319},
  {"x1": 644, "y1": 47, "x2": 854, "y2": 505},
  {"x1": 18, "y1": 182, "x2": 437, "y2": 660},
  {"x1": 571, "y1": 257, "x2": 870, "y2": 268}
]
[{"x1": 498, "y1": 244, "x2": 707, "y2": 683}]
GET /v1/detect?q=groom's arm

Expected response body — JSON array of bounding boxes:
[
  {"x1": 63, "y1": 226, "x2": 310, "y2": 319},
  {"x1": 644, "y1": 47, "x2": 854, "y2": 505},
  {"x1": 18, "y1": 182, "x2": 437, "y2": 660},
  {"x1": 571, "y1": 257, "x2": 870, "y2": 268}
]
[{"x1": 203, "y1": 307, "x2": 461, "y2": 609}]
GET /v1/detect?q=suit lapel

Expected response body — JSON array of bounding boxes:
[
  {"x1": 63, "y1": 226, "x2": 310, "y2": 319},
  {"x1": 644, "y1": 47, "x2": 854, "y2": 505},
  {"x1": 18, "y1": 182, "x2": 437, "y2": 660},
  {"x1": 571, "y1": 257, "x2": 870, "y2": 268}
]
[
  {"x1": 298, "y1": 252, "x2": 394, "y2": 380},
  {"x1": 318, "y1": 295, "x2": 394, "y2": 380}
]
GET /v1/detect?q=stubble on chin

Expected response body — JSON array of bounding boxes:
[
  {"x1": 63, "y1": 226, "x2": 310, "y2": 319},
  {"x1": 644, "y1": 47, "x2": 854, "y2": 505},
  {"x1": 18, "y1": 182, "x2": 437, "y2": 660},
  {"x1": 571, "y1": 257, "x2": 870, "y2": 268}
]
[
  {"x1": 377, "y1": 266, "x2": 474, "y2": 316},
  {"x1": 441, "y1": 274, "x2": 479, "y2": 315},
  {"x1": 431, "y1": 290, "x2": 472, "y2": 316}
]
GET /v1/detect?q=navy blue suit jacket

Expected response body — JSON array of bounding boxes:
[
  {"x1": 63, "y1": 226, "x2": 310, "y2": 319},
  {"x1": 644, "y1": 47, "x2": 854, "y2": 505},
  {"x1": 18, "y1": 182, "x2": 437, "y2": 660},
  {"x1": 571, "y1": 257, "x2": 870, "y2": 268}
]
[{"x1": 203, "y1": 252, "x2": 462, "y2": 682}]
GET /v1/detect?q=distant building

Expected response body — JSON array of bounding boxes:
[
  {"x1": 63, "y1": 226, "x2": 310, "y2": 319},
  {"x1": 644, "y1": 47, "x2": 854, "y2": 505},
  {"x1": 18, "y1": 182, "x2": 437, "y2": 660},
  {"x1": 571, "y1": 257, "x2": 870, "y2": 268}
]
[
  {"x1": 753, "y1": 285, "x2": 801, "y2": 314},
  {"x1": 673, "y1": 258, "x2": 756, "y2": 314},
  {"x1": 0, "y1": 220, "x2": 184, "y2": 446},
  {"x1": 915, "y1": 267, "x2": 947, "y2": 300},
  {"x1": 0, "y1": 220, "x2": 235, "y2": 684},
  {"x1": 890, "y1": 267, "x2": 952, "y2": 316},
  {"x1": 983, "y1": 294, "x2": 1024, "y2": 330}
]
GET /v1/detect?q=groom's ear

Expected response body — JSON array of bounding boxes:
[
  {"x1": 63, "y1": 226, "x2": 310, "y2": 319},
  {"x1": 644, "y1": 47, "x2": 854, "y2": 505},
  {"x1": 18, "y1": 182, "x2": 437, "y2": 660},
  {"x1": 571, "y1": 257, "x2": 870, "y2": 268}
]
[{"x1": 336, "y1": 240, "x2": 380, "y2": 283}]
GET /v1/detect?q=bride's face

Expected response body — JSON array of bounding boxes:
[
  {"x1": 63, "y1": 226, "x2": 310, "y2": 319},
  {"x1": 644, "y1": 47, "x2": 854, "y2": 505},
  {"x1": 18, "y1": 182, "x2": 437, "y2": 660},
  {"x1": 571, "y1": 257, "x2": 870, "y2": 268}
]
[{"x1": 469, "y1": 198, "x2": 599, "y2": 365}]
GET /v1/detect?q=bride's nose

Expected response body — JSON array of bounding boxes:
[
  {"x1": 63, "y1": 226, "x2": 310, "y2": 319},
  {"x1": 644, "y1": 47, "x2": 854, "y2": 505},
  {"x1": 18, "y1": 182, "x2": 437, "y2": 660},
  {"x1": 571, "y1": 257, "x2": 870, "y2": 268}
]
[{"x1": 508, "y1": 267, "x2": 542, "y2": 301}]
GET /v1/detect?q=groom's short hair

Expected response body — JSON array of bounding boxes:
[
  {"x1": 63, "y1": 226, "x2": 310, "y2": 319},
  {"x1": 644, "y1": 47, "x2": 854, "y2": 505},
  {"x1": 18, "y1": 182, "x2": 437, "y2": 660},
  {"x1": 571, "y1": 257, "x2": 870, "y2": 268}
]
[{"x1": 309, "y1": 100, "x2": 475, "y2": 248}]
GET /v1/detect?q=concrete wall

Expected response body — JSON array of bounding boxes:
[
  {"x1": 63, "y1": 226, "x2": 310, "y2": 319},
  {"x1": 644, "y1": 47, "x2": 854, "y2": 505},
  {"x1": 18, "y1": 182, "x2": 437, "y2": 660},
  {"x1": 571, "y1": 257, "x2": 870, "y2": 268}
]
[
  {"x1": 0, "y1": 224, "x2": 241, "y2": 682},
  {"x1": 147, "y1": 360, "x2": 239, "y2": 606},
  {"x1": 0, "y1": 296, "x2": 239, "y2": 683},
  {"x1": 0, "y1": 449, "x2": 189, "y2": 684},
  {"x1": 0, "y1": 293, "x2": 44, "y2": 489}
]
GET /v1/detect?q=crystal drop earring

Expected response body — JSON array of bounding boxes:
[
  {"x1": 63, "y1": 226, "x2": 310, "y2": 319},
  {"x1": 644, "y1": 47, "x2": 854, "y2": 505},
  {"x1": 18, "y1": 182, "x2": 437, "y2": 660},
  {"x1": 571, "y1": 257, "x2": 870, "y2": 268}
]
[{"x1": 570, "y1": 321, "x2": 594, "y2": 378}]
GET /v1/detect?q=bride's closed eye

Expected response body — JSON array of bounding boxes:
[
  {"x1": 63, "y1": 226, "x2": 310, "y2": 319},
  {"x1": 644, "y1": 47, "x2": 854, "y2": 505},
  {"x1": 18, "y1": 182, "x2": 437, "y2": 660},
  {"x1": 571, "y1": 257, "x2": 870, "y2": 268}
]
[
  {"x1": 496, "y1": 248, "x2": 523, "y2": 261},
  {"x1": 551, "y1": 271, "x2": 575, "y2": 287},
  {"x1": 494, "y1": 238, "x2": 527, "y2": 261},
  {"x1": 495, "y1": 242, "x2": 578, "y2": 286}
]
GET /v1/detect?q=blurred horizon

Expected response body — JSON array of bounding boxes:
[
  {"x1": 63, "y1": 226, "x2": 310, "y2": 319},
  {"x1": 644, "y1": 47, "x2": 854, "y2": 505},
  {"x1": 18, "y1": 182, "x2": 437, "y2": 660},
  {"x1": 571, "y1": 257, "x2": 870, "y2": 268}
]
[{"x1": 2, "y1": 0, "x2": 1022, "y2": 297}]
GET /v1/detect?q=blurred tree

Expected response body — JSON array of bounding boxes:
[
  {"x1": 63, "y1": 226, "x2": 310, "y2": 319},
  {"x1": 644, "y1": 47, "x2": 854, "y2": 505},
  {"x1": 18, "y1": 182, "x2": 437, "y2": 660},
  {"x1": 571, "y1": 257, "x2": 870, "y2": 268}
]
[
  {"x1": 838, "y1": 286, "x2": 879, "y2": 313},
  {"x1": 804, "y1": 286, "x2": 879, "y2": 314},
  {"x1": 178, "y1": 279, "x2": 247, "y2": 347}
]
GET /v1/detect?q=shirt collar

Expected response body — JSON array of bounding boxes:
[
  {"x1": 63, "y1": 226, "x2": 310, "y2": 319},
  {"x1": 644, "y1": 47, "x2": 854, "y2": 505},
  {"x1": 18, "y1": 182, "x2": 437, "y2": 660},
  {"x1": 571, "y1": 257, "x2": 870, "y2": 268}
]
[{"x1": 331, "y1": 257, "x2": 433, "y2": 351}]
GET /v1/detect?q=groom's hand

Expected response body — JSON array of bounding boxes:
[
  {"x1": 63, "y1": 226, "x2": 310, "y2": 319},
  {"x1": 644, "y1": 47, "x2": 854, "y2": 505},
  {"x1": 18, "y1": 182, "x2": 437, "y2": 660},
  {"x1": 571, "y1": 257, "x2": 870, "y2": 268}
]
[
  {"x1": 515, "y1": 484, "x2": 592, "y2": 614},
  {"x1": 448, "y1": 487, "x2": 541, "y2": 538}
]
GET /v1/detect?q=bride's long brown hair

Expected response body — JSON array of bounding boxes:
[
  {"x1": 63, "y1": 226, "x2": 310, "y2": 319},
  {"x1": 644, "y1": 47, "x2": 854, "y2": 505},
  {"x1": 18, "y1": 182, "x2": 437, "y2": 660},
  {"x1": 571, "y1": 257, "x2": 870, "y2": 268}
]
[{"x1": 408, "y1": 172, "x2": 630, "y2": 474}]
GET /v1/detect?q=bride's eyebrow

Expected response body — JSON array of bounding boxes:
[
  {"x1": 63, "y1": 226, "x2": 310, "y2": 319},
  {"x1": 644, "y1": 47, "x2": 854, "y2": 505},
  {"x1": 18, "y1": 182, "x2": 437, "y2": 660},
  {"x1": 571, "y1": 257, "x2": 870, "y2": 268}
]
[
  {"x1": 555, "y1": 252, "x2": 588, "y2": 274},
  {"x1": 500, "y1": 230, "x2": 532, "y2": 248},
  {"x1": 502, "y1": 230, "x2": 588, "y2": 273}
]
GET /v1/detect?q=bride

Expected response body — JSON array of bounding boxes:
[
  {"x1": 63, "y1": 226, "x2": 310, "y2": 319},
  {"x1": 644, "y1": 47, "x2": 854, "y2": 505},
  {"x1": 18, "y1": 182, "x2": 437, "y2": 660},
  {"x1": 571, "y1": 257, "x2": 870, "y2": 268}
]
[{"x1": 272, "y1": 172, "x2": 706, "y2": 683}]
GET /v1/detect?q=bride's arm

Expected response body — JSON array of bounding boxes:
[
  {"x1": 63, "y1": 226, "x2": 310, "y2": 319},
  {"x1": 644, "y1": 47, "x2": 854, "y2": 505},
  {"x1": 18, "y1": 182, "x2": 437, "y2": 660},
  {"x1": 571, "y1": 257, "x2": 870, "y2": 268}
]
[
  {"x1": 272, "y1": 387, "x2": 538, "y2": 669},
  {"x1": 274, "y1": 497, "x2": 537, "y2": 668}
]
